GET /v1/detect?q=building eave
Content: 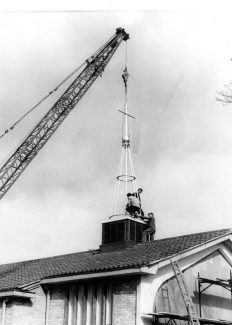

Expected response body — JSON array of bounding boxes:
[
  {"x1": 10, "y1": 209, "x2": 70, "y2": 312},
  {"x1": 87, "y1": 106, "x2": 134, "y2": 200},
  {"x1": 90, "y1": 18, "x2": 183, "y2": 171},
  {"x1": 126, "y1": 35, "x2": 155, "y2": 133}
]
[
  {"x1": 40, "y1": 266, "x2": 155, "y2": 285},
  {"x1": 0, "y1": 290, "x2": 34, "y2": 298}
]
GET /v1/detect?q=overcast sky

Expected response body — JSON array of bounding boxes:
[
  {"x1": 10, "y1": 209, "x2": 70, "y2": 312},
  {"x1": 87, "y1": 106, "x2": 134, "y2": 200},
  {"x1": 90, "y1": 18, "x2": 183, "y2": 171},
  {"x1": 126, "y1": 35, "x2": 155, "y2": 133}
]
[{"x1": 0, "y1": 9, "x2": 232, "y2": 263}]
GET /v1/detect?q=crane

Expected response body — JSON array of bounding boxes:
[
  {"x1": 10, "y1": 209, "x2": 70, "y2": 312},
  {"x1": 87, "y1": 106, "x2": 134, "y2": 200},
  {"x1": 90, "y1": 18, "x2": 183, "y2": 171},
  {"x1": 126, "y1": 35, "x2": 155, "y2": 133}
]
[{"x1": 0, "y1": 27, "x2": 129, "y2": 200}]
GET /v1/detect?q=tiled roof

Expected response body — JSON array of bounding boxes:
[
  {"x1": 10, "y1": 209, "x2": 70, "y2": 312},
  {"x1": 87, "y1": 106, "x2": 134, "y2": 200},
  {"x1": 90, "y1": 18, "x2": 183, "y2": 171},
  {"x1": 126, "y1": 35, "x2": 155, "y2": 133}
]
[{"x1": 0, "y1": 228, "x2": 230, "y2": 291}]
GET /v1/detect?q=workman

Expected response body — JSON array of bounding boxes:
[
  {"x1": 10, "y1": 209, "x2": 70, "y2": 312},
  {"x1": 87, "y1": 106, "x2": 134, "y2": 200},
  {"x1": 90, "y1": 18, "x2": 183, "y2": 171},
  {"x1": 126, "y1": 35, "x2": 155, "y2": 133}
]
[
  {"x1": 134, "y1": 188, "x2": 143, "y2": 201},
  {"x1": 126, "y1": 193, "x2": 144, "y2": 217},
  {"x1": 142, "y1": 212, "x2": 156, "y2": 241},
  {"x1": 134, "y1": 188, "x2": 143, "y2": 216}
]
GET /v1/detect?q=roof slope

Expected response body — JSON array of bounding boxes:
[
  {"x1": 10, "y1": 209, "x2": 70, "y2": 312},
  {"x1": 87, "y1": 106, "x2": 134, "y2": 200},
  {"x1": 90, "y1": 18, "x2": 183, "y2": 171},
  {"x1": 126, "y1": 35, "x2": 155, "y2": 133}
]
[{"x1": 0, "y1": 228, "x2": 230, "y2": 291}]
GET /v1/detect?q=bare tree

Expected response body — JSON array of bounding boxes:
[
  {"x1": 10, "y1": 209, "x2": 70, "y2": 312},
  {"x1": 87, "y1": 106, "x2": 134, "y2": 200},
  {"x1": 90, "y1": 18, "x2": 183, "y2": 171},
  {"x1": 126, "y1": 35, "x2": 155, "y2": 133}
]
[{"x1": 217, "y1": 82, "x2": 232, "y2": 105}]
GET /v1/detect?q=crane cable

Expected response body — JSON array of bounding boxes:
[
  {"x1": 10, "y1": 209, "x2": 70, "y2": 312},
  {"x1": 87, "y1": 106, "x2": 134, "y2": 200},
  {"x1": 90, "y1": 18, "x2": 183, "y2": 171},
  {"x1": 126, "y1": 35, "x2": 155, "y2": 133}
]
[
  {"x1": 0, "y1": 32, "x2": 116, "y2": 141},
  {"x1": 0, "y1": 64, "x2": 86, "y2": 140}
]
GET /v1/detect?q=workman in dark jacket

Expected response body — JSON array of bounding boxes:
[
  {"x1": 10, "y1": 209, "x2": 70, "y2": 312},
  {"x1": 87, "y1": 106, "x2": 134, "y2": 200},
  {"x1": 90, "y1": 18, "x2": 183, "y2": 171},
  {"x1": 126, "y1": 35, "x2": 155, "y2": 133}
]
[{"x1": 142, "y1": 212, "x2": 156, "y2": 241}]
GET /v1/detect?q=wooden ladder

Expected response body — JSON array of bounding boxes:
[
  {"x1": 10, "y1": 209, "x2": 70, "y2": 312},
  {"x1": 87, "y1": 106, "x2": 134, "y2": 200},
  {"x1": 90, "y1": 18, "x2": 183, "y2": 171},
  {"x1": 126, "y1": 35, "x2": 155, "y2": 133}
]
[{"x1": 171, "y1": 260, "x2": 200, "y2": 325}]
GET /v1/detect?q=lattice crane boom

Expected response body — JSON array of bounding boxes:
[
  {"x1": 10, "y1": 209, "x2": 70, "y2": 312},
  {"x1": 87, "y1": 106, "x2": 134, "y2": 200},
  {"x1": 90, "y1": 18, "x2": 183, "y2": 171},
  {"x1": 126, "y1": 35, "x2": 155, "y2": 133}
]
[{"x1": 0, "y1": 27, "x2": 129, "y2": 200}]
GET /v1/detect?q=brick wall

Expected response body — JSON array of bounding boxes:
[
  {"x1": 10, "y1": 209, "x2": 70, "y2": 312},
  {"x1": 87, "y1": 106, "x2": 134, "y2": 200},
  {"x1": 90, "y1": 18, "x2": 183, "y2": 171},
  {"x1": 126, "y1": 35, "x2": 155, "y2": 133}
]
[
  {"x1": 0, "y1": 286, "x2": 46, "y2": 325},
  {"x1": 49, "y1": 285, "x2": 68, "y2": 325},
  {"x1": 0, "y1": 276, "x2": 138, "y2": 325},
  {"x1": 112, "y1": 276, "x2": 138, "y2": 325}
]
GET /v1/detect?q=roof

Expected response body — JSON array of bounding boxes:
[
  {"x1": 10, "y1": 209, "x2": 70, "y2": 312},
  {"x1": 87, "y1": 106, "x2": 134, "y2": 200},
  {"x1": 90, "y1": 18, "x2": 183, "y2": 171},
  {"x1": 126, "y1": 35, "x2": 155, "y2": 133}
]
[{"x1": 0, "y1": 228, "x2": 230, "y2": 291}]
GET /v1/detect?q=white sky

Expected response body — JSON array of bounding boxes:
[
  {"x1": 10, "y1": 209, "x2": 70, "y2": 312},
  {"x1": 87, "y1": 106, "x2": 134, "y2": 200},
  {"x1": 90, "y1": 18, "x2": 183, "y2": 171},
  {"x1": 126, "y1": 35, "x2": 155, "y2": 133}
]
[{"x1": 0, "y1": 5, "x2": 232, "y2": 263}]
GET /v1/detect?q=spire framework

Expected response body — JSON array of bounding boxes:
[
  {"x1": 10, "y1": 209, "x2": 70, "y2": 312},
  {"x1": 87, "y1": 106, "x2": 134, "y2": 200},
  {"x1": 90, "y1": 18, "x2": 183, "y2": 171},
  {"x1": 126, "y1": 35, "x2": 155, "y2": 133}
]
[{"x1": 111, "y1": 61, "x2": 138, "y2": 217}]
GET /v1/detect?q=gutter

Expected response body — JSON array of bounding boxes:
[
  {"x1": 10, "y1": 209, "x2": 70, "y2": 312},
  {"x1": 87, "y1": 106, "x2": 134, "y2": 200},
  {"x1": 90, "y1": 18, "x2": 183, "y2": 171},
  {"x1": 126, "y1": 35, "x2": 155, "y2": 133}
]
[
  {"x1": 40, "y1": 266, "x2": 155, "y2": 285},
  {"x1": 44, "y1": 286, "x2": 50, "y2": 325}
]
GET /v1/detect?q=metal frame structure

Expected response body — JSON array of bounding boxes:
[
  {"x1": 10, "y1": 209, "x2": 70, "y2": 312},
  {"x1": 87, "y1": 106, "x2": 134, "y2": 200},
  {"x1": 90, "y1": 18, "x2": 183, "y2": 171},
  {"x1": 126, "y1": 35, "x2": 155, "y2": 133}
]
[
  {"x1": 148, "y1": 270, "x2": 232, "y2": 325},
  {"x1": 149, "y1": 312, "x2": 232, "y2": 325},
  {"x1": 111, "y1": 65, "x2": 139, "y2": 216},
  {"x1": 0, "y1": 27, "x2": 129, "y2": 200},
  {"x1": 198, "y1": 272, "x2": 232, "y2": 317}
]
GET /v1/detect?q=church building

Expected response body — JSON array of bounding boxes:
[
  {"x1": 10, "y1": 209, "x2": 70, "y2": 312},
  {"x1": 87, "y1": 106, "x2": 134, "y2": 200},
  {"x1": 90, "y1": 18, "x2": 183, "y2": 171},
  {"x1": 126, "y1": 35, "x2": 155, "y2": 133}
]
[{"x1": 0, "y1": 224, "x2": 231, "y2": 325}]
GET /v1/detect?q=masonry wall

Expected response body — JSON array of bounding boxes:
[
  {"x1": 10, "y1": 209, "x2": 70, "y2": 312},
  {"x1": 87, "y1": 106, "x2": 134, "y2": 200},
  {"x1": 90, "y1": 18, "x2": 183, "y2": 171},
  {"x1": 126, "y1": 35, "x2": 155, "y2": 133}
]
[
  {"x1": 48, "y1": 276, "x2": 138, "y2": 325},
  {"x1": 112, "y1": 277, "x2": 138, "y2": 325},
  {"x1": 0, "y1": 286, "x2": 46, "y2": 325},
  {"x1": 0, "y1": 276, "x2": 138, "y2": 325},
  {"x1": 49, "y1": 286, "x2": 69, "y2": 325}
]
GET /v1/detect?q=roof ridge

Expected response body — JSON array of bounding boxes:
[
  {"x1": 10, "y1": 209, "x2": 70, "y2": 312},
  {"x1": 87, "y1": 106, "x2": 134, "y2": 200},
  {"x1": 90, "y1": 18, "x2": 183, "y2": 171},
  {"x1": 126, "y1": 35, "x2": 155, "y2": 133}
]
[{"x1": 150, "y1": 228, "x2": 232, "y2": 243}]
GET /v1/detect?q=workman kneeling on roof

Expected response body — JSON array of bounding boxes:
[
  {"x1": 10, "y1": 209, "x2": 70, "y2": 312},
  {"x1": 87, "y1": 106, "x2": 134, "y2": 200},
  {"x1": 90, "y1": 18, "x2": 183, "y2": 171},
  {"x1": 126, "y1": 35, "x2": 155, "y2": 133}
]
[
  {"x1": 141, "y1": 212, "x2": 156, "y2": 241},
  {"x1": 126, "y1": 193, "x2": 144, "y2": 217}
]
